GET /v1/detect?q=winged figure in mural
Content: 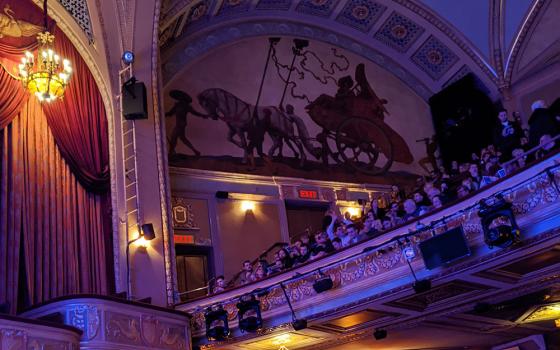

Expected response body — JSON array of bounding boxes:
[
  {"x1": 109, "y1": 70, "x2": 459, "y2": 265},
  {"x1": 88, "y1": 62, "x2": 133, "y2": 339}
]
[
  {"x1": 305, "y1": 63, "x2": 413, "y2": 175},
  {"x1": 0, "y1": 4, "x2": 43, "y2": 38}
]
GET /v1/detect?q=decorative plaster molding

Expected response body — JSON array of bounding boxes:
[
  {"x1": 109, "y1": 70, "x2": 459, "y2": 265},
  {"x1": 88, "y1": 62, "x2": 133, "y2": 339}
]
[
  {"x1": 504, "y1": 0, "x2": 547, "y2": 84},
  {"x1": 162, "y1": 18, "x2": 434, "y2": 100},
  {"x1": 151, "y1": 0, "x2": 179, "y2": 306},
  {"x1": 21, "y1": 297, "x2": 191, "y2": 350}
]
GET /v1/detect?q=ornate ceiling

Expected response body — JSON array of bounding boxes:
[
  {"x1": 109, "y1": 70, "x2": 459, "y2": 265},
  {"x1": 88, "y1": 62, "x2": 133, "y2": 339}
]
[{"x1": 157, "y1": 0, "x2": 549, "y2": 100}]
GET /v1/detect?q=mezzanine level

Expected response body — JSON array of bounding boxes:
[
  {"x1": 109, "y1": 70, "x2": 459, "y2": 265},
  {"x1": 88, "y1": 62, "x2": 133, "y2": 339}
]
[{"x1": 176, "y1": 153, "x2": 560, "y2": 350}]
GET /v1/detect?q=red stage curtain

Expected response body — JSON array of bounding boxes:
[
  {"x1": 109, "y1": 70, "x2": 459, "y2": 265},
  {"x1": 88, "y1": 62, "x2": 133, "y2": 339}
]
[
  {"x1": 41, "y1": 27, "x2": 110, "y2": 193},
  {"x1": 0, "y1": 66, "x2": 29, "y2": 129},
  {"x1": 0, "y1": 99, "x2": 108, "y2": 313}
]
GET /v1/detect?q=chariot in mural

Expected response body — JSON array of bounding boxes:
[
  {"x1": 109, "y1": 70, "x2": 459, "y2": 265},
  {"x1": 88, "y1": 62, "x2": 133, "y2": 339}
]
[{"x1": 306, "y1": 64, "x2": 413, "y2": 175}]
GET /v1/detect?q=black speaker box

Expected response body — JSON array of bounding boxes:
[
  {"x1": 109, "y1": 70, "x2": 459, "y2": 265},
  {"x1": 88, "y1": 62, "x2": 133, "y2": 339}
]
[
  {"x1": 215, "y1": 191, "x2": 229, "y2": 199},
  {"x1": 419, "y1": 226, "x2": 470, "y2": 270},
  {"x1": 122, "y1": 80, "x2": 148, "y2": 120}
]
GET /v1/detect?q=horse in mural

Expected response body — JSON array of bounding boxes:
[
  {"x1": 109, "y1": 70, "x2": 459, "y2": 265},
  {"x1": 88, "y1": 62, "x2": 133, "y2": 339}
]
[{"x1": 197, "y1": 88, "x2": 320, "y2": 165}]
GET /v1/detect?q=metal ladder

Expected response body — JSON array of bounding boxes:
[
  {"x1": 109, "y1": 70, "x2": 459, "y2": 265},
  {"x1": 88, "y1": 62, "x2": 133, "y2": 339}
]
[{"x1": 118, "y1": 65, "x2": 142, "y2": 296}]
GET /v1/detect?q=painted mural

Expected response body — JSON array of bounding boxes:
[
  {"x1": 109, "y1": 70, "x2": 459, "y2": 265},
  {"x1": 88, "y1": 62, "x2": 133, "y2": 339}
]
[{"x1": 164, "y1": 36, "x2": 435, "y2": 184}]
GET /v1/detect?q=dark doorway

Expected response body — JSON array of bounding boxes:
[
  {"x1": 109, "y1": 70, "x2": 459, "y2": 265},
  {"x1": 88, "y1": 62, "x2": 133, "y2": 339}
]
[
  {"x1": 285, "y1": 200, "x2": 330, "y2": 242},
  {"x1": 175, "y1": 245, "x2": 214, "y2": 301}
]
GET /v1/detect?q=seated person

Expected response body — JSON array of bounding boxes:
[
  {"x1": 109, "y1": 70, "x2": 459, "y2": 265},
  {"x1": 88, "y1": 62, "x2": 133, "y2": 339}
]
[
  {"x1": 342, "y1": 224, "x2": 360, "y2": 247},
  {"x1": 456, "y1": 185, "x2": 470, "y2": 199},
  {"x1": 311, "y1": 231, "x2": 334, "y2": 259},
  {"x1": 332, "y1": 237, "x2": 343, "y2": 250},
  {"x1": 240, "y1": 260, "x2": 254, "y2": 285},
  {"x1": 278, "y1": 248, "x2": 294, "y2": 270},
  {"x1": 297, "y1": 244, "x2": 311, "y2": 264},
  {"x1": 213, "y1": 275, "x2": 226, "y2": 294},
  {"x1": 431, "y1": 195, "x2": 444, "y2": 209},
  {"x1": 254, "y1": 265, "x2": 267, "y2": 280},
  {"x1": 382, "y1": 217, "x2": 393, "y2": 231},
  {"x1": 535, "y1": 134, "x2": 557, "y2": 159}
]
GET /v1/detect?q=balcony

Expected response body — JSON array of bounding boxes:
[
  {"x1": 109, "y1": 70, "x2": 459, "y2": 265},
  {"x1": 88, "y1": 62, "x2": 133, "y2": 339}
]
[{"x1": 175, "y1": 153, "x2": 560, "y2": 349}]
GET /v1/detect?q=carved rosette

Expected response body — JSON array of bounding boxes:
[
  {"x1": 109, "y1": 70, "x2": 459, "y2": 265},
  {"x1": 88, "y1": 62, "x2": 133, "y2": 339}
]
[{"x1": 68, "y1": 305, "x2": 99, "y2": 341}]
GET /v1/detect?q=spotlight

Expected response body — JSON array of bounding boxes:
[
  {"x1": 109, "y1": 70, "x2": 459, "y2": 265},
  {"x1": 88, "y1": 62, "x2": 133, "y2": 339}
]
[
  {"x1": 237, "y1": 295, "x2": 263, "y2": 333},
  {"x1": 399, "y1": 239, "x2": 432, "y2": 294},
  {"x1": 478, "y1": 195, "x2": 520, "y2": 248},
  {"x1": 205, "y1": 305, "x2": 230, "y2": 341},
  {"x1": 280, "y1": 283, "x2": 307, "y2": 331},
  {"x1": 402, "y1": 246, "x2": 416, "y2": 260},
  {"x1": 374, "y1": 328, "x2": 387, "y2": 340},
  {"x1": 313, "y1": 271, "x2": 333, "y2": 294},
  {"x1": 122, "y1": 51, "x2": 135, "y2": 65},
  {"x1": 292, "y1": 318, "x2": 308, "y2": 331}
]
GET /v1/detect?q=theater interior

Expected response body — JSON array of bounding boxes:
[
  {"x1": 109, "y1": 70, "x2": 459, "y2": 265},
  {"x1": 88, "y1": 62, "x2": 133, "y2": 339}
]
[{"x1": 1, "y1": 0, "x2": 560, "y2": 349}]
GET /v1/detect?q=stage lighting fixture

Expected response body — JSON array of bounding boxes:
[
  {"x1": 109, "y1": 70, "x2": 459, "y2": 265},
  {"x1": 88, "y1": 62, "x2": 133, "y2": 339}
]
[
  {"x1": 205, "y1": 305, "x2": 230, "y2": 341},
  {"x1": 122, "y1": 51, "x2": 135, "y2": 65},
  {"x1": 313, "y1": 271, "x2": 333, "y2": 294},
  {"x1": 413, "y1": 279, "x2": 432, "y2": 294},
  {"x1": 280, "y1": 283, "x2": 308, "y2": 331},
  {"x1": 374, "y1": 328, "x2": 387, "y2": 340},
  {"x1": 237, "y1": 295, "x2": 263, "y2": 333},
  {"x1": 292, "y1": 318, "x2": 308, "y2": 331},
  {"x1": 478, "y1": 195, "x2": 520, "y2": 248},
  {"x1": 399, "y1": 239, "x2": 431, "y2": 294}
]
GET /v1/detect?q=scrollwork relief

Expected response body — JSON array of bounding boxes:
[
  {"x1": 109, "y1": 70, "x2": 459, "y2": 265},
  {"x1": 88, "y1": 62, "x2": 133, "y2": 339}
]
[{"x1": 68, "y1": 305, "x2": 99, "y2": 340}]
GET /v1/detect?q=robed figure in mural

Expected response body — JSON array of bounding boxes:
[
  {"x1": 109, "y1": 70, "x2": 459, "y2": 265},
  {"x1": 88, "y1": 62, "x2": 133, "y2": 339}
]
[
  {"x1": 306, "y1": 63, "x2": 413, "y2": 174},
  {"x1": 166, "y1": 90, "x2": 207, "y2": 157}
]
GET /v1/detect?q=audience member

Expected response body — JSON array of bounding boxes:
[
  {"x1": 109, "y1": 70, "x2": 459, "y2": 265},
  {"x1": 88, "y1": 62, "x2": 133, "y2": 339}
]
[
  {"x1": 529, "y1": 100, "x2": 559, "y2": 147},
  {"x1": 493, "y1": 108, "x2": 522, "y2": 162},
  {"x1": 213, "y1": 276, "x2": 226, "y2": 294}
]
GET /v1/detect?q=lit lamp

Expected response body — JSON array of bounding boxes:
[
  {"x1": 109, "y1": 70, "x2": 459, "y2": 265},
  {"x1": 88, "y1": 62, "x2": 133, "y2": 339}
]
[
  {"x1": 241, "y1": 200, "x2": 256, "y2": 212},
  {"x1": 18, "y1": 0, "x2": 71, "y2": 102},
  {"x1": 126, "y1": 223, "x2": 156, "y2": 299}
]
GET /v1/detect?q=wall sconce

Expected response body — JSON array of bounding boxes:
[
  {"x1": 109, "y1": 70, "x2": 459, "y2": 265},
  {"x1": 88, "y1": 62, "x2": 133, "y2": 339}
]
[
  {"x1": 344, "y1": 207, "x2": 360, "y2": 218},
  {"x1": 241, "y1": 201, "x2": 256, "y2": 212},
  {"x1": 126, "y1": 223, "x2": 156, "y2": 299}
]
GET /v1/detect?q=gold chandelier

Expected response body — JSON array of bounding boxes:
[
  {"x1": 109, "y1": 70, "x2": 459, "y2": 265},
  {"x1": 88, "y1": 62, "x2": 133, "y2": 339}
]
[{"x1": 18, "y1": 0, "x2": 71, "y2": 102}]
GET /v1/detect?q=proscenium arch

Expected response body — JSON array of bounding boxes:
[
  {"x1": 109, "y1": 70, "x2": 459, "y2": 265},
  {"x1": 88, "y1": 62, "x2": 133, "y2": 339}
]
[{"x1": 162, "y1": 19, "x2": 434, "y2": 100}]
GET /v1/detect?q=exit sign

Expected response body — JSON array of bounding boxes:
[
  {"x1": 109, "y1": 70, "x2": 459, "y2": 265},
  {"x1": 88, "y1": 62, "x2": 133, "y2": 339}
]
[
  {"x1": 174, "y1": 234, "x2": 194, "y2": 244},
  {"x1": 298, "y1": 189, "x2": 318, "y2": 199}
]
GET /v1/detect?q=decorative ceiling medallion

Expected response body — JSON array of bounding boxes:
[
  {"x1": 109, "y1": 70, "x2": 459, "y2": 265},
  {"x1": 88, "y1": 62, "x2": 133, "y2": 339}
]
[
  {"x1": 411, "y1": 35, "x2": 459, "y2": 80},
  {"x1": 336, "y1": 0, "x2": 386, "y2": 33},
  {"x1": 374, "y1": 11, "x2": 425, "y2": 53},
  {"x1": 295, "y1": 0, "x2": 336, "y2": 17}
]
